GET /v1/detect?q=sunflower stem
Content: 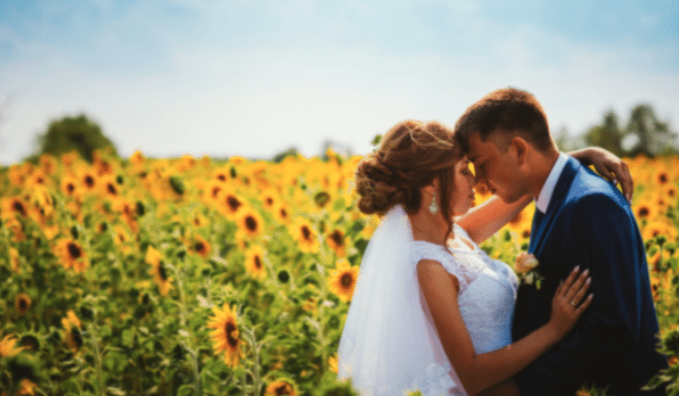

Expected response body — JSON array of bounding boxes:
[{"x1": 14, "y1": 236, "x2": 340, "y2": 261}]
[
  {"x1": 244, "y1": 328, "x2": 262, "y2": 396},
  {"x1": 87, "y1": 324, "x2": 105, "y2": 396}
]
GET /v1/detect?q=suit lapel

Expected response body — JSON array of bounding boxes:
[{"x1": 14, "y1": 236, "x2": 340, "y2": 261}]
[{"x1": 529, "y1": 157, "x2": 580, "y2": 256}]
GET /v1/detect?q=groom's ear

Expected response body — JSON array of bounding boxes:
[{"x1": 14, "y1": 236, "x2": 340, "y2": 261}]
[{"x1": 510, "y1": 136, "x2": 529, "y2": 166}]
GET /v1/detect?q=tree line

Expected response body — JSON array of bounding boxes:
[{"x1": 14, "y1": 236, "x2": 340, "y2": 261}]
[
  {"x1": 556, "y1": 104, "x2": 678, "y2": 157},
  {"x1": 7, "y1": 103, "x2": 679, "y2": 164}
]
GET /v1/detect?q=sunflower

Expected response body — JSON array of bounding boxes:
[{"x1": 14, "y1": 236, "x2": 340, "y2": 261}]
[
  {"x1": 0, "y1": 334, "x2": 25, "y2": 357},
  {"x1": 146, "y1": 246, "x2": 173, "y2": 296},
  {"x1": 25, "y1": 168, "x2": 48, "y2": 189},
  {"x1": 642, "y1": 220, "x2": 678, "y2": 243},
  {"x1": 101, "y1": 175, "x2": 121, "y2": 199},
  {"x1": 191, "y1": 211, "x2": 209, "y2": 228},
  {"x1": 654, "y1": 168, "x2": 670, "y2": 185},
  {"x1": 326, "y1": 228, "x2": 346, "y2": 257},
  {"x1": 634, "y1": 199, "x2": 657, "y2": 222},
  {"x1": 236, "y1": 207, "x2": 265, "y2": 239},
  {"x1": 60, "y1": 174, "x2": 80, "y2": 198},
  {"x1": 54, "y1": 238, "x2": 89, "y2": 274},
  {"x1": 259, "y1": 188, "x2": 279, "y2": 210},
  {"x1": 17, "y1": 379, "x2": 38, "y2": 396},
  {"x1": 328, "y1": 259, "x2": 360, "y2": 302},
  {"x1": 130, "y1": 150, "x2": 146, "y2": 167},
  {"x1": 189, "y1": 235, "x2": 212, "y2": 259},
  {"x1": 664, "y1": 184, "x2": 678, "y2": 201},
  {"x1": 264, "y1": 379, "x2": 298, "y2": 396},
  {"x1": 15, "y1": 293, "x2": 31, "y2": 315},
  {"x1": 80, "y1": 169, "x2": 98, "y2": 192},
  {"x1": 289, "y1": 218, "x2": 319, "y2": 254},
  {"x1": 61, "y1": 310, "x2": 84, "y2": 353},
  {"x1": 219, "y1": 188, "x2": 244, "y2": 220},
  {"x1": 244, "y1": 245, "x2": 266, "y2": 280},
  {"x1": 272, "y1": 202, "x2": 291, "y2": 225},
  {"x1": 207, "y1": 303, "x2": 244, "y2": 368},
  {"x1": 1, "y1": 196, "x2": 29, "y2": 219},
  {"x1": 203, "y1": 180, "x2": 224, "y2": 205},
  {"x1": 212, "y1": 167, "x2": 230, "y2": 183}
]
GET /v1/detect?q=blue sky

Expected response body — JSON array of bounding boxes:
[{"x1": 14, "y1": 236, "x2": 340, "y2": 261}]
[{"x1": 1, "y1": 0, "x2": 677, "y2": 164}]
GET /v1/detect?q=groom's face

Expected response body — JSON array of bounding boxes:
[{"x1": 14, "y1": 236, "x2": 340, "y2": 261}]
[{"x1": 466, "y1": 131, "x2": 527, "y2": 204}]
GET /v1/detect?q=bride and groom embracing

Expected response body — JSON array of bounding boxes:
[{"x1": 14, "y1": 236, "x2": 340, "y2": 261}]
[{"x1": 337, "y1": 88, "x2": 668, "y2": 395}]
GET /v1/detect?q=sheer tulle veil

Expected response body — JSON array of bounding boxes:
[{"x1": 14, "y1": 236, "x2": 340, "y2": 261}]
[{"x1": 337, "y1": 204, "x2": 456, "y2": 395}]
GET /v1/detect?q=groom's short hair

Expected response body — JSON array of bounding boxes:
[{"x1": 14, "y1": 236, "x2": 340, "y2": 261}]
[{"x1": 454, "y1": 87, "x2": 553, "y2": 153}]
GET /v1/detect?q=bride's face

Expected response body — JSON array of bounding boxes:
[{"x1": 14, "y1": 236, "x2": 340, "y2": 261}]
[{"x1": 450, "y1": 157, "x2": 477, "y2": 216}]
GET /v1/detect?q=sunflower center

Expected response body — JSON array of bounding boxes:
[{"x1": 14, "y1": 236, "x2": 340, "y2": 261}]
[
  {"x1": 211, "y1": 187, "x2": 222, "y2": 198},
  {"x1": 659, "y1": 174, "x2": 668, "y2": 184},
  {"x1": 12, "y1": 201, "x2": 27, "y2": 217},
  {"x1": 331, "y1": 230, "x2": 343, "y2": 246},
  {"x1": 266, "y1": 197, "x2": 273, "y2": 205},
  {"x1": 67, "y1": 242, "x2": 82, "y2": 259},
  {"x1": 18, "y1": 298, "x2": 28, "y2": 310},
  {"x1": 245, "y1": 216, "x2": 258, "y2": 232},
  {"x1": 67, "y1": 183, "x2": 75, "y2": 193},
  {"x1": 254, "y1": 255, "x2": 262, "y2": 269},
  {"x1": 638, "y1": 207, "x2": 650, "y2": 217},
  {"x1": 107, "y1": 183, "x2": 117, "y2": 195},
  {"x1": 85, "y1": 176, "x2": 95, "y2": 187},
  {"x1": 225, "y1": 321, "x2": 239, "y2": 347},
  {"x1": 276, "y1": 384, "x2": 291, "y2": 395},
  {"x1": 217, "y1": 174, "x2": 226, "y2": 181},
  {"x1": 301, "y1": 226, "x2": 311, "y2": 241},
  {"x1": 227, "y1": 196, "x2": 242, "y2": 212},
  {"x1": 195, "y1": 242, "x2": 206, "y2": 254},
  {"x1": 340, "y1": 273, "x2": 353, "y2": 288},
  {"x1": 279, "y1": 208, "x2": 288, "y2": 218}
]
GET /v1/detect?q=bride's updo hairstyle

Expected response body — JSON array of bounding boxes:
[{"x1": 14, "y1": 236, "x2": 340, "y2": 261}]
[{"x1": 355, "y1": 119, "x2": 462, "y2": 221}]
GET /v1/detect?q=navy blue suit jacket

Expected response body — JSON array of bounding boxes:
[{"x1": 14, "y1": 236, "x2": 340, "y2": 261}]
[{"x1": 512, "y1": 157, "x2": 668, "y2": 395}]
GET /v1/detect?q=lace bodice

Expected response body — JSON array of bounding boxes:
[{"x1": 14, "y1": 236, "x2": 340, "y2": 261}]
[{"x1": 411, "y1": 224, "x2": 519, "y2": 395}]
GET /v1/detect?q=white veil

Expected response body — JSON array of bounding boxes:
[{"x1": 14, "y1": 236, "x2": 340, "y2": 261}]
[{"x1": 337, "y1": 204, "x2": 457, "y2": 396}]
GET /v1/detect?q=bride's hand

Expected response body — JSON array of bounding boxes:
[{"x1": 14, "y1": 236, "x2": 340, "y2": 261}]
[
  {"x1": 570, "y1": 147, "x2": 634, "y2": 202},
  {"x1": 547, "y1": 266, "x2": 593, "y2": 340}
]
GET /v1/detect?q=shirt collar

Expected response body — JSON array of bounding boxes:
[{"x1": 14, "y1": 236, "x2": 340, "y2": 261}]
[{"x1": 535, "y1": 152, "x2": 569, "y2": 213}]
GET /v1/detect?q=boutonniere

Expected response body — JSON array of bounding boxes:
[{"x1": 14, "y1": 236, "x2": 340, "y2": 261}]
[{"x1": 515, "y1": 252, "x2": 544, "y2": 290}]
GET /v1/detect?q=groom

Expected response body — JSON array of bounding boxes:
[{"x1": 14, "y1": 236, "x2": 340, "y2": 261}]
[{"x1": 454, "y1": 88, "x2": 668, "y2": 395}]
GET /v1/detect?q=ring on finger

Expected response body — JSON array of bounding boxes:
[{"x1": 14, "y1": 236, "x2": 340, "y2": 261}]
[{"x1": 570, "y1": 300, "x2": 577, "y2": 306}]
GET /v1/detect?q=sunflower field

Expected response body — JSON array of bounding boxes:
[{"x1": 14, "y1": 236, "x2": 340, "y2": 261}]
[{"x1": 0, "y1": 149, "x2": 678, "y2": 396}]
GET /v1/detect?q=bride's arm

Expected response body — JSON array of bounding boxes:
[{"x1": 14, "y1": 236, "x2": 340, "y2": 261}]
[
  {"x1": 456, "y1": 147, "x2": 633, "y2": 245},
  {"x1": 417, "y1": 261, "x2": 592, "y2": 396},
  {"x1": 454, "y1": 195, "x2": 531, "y2": 245}
]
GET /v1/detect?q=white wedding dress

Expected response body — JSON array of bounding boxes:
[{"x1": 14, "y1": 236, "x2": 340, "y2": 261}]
[{"x1": 338, "y1": 205, "x2": 518, "y2": 396}]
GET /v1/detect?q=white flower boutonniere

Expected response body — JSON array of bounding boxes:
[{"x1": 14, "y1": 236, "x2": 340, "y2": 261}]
[{"x1": 515, "y1": 252, "x2": 544, "y2": 290}]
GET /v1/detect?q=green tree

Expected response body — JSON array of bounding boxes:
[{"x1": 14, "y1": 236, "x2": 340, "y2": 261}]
[
  {"x1": 554, "y1": 126, "x2": 586, "y2": 152},
  {"x1": 272, "y1": 147, "x2": 299, "y2": 163},
  {"x1": 584, "y1": 110, "x2": 625, "y2": 157},
  {"x1": 35, "y1": 114, "x2": 118, "y2": 162},
  {"x1": 625, "y1": 104, "x2": 677, "y2": 157}
]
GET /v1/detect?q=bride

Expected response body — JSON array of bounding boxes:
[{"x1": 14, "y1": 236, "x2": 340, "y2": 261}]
[{"x1": 337, "y1": 120, "x2": 632, "y2": 396}]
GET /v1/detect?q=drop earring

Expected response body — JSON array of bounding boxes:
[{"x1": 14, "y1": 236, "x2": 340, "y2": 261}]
[{"x1": 429, "y1": 194, "x2": 439, "y2": 214}]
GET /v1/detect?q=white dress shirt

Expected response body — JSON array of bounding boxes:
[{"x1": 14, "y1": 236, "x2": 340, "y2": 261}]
[{"x1": 535, "y1": 152, "x2": 569, "y2": 213}]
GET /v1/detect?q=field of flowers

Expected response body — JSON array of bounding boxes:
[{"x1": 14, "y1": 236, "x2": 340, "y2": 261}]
[{"x1": 0, "y1": 149, "x2": 678, "y2": 396}]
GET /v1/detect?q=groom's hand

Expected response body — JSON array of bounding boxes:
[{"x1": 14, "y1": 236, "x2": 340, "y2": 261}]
[{"x1": 476, "y1": 379, "x2": 521, "y2": 396}]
